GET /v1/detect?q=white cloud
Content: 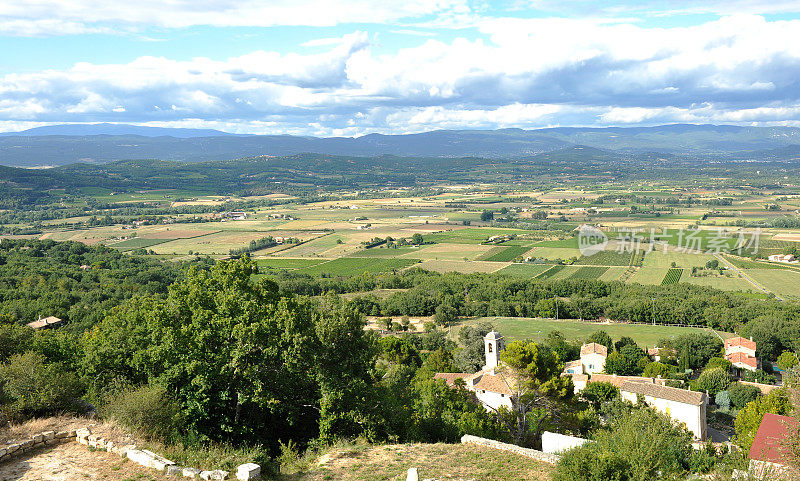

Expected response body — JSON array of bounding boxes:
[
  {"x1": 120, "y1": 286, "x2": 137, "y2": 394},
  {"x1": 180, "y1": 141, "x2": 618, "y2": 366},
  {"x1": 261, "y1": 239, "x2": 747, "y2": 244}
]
[
  {"x1": 0, "y1": 0, "x2": 470, "y2": 36},
  {"x1": 2, "y1": 15, "x2": 800, "y2": 135}
]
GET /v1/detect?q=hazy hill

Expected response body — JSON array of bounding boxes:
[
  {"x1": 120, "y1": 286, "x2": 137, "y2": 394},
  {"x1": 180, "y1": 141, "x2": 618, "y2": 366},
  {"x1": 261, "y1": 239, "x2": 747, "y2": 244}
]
[{"x1": 1, "y1": 124, "x2": 800, "y2": 167}]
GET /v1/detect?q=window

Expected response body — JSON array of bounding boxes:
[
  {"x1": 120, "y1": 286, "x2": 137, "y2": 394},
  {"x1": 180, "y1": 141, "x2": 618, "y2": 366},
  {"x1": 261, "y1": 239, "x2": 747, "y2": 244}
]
[{"x1": 488, "y1": 343, "x2": 493, "y2": 353}]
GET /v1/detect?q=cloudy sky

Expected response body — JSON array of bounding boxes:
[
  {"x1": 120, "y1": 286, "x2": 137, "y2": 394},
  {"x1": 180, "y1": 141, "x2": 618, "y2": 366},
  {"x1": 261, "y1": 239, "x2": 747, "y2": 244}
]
[{"x1": 2, "y1": 1, "x2": 800, "y2": 135}]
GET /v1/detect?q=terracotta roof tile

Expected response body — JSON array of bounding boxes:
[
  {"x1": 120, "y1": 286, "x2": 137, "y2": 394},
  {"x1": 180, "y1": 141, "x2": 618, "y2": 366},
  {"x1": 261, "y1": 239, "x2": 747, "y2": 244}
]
[
  {"x1": 726, "y1": 352, "x2": 758, "y2": 368},
  {"x1": 433, "y1": 373, "x2": 471, "y2": 388},
  {"x1": 472, "y1": 372, "x2": 514, "y2": 396},
  {"x1": 589, "y1": 374, "x2": 664, "y2": 388},
  {"x1": 748, "y1": 413, "x2": 799, "y2": 465},
  {"x1": 725, "y1": 336, "x2": 756, "y2": 351},
  {"x1": 621, "y1": 381, "x2": 706, "y2": 406},
  {"x1": 581, "y1": 343, "x2": 608, "y2": 357}
]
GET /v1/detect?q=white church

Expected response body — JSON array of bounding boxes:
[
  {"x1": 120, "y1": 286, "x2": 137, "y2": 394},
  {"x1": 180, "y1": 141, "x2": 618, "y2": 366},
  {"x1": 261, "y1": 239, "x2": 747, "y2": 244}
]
[{"x1": 434, "y1": 331, "x2": 515, "y2": 411}]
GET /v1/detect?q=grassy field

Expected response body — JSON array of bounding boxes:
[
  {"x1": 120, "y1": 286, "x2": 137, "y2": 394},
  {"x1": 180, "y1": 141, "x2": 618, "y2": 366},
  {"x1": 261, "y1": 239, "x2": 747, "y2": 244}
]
[
  {"x1": 296, "y1": 258, "x2": 421, "y2": 276},
  {"x1": 574, "y1": 250, "x2": 632, "y2": 266},
  {"x1": 480, "y1": 245, "x2": 533, "y2": 262},
  {"x1": 525, "y1": 247, "x2": 582, "y2": 260},
  {"x1": 109, "y1": 237, "x2": 171, "y2": 251},
  {"x1": 424, "y1": 228, "x2": 532, "y2": 244},
  {"x1": 628, "y1": 267, "x2": 670, "y2": 285},
  {"x1": 416, "y1": 259, "x2": 507, "y2": 274},
  {"x1": 256, "y1": 258, "x2": 327, "y2": 270},
  {"x1": 682, "y1": 275, "x2": 755, "y2": 293},
  {"x1": 282, "y1": 442, "x2": 552, "y2": 481},
  {"x1": 746, "y1": 269, "x2": 800, "y2": 299},
  {"x1": 461, "y1": 317, "x2": 734, "y2": 348},
  {"x1": 644, "y1": 251, "x2": 716, "y2": 268},
  {"x1": 599, "y1": 266, "x2": 627, "y2": 281},
  {"x1": 568, "y1": 266, "x2": 609, "y2": 279},
  {"x1": 497, "y1": 263, "x2": 554, "y2": 278}
]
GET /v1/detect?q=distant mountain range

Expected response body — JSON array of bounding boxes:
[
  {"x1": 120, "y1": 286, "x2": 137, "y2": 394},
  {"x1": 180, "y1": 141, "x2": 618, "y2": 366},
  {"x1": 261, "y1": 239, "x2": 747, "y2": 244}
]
[
  {"x1": 1, "y1": 123, "x2": 799, "y2": 167},
  {"x1": 0, "y1": 123, "x2": 237, "y2": 138}
]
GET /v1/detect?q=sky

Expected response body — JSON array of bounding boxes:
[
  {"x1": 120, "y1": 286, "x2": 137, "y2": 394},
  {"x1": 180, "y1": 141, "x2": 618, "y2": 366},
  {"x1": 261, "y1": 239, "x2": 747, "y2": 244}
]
[{"x1": 2, "y1": 1, "x2": 800, "y2": 136}]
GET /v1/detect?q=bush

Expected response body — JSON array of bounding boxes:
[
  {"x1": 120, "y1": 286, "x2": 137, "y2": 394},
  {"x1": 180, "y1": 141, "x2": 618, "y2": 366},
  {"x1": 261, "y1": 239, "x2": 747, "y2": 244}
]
[
  {"x1": 715, "y1": 390, "x2": 731, "y2": 410},
  {"x1": 733, "y1": 389, "x2": 793, "y2": 451},
  {"x1": 742, "y1": 369, "x2": 776, "y2": 385},
  {"x1": 99, "y1": 383, "x2": 181, "y2": 442},
  {"x1": 704, "y1": 357, "x2": 732, "y2": 372},
  {"x1": 0, "y1": 351, "x2": 83, "y2": 420},
  {"x1": 692, "y1": 368, "x2": 730, "y2": 397},
  {"x1": 776, "y1": 351, "x2": 799, "y2": 371},
  {"x1": 728, "y1": 383, "x2": 760, "y2": 409},
  {"x1": 553, "y1": 406, "x2": 693, "y2": 481},
  {"x1": 642, "y1": 361, "x2": 673, "y2": 378},
  {"x1": 580, "y1": 382, "x2": 619, "y2": 410}
]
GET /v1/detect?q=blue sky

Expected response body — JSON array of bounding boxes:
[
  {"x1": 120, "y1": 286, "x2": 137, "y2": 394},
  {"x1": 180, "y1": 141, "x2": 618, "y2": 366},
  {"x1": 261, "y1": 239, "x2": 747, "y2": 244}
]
[{"x1": 2, "y1": 0, "x2": 800, "y2": 135}]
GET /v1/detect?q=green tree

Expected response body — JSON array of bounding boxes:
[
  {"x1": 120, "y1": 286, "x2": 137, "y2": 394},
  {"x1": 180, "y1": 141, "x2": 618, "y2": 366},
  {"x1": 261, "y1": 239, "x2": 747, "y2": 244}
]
[
  {"x1": 733, "y1": 389, "x2": 793, "y2": 451},
  {"x1": 692, "y1": 368, "x2": 730, "y2": 398},
  {"x1": 777, "y1": 351, "x2": 799, "y2": 371},
  {"x1": 704, "y1": 357, "x2": 732, "y2": 372},
  {"x1": 497, "y1": 340, "x2": 573, "y2": 447},
  {"x1": 642, "y1": 361, "x2": 673, "y2": 378},
  {"x1": 480, "y1": 210, "x2": 494, "y2": 222},
  {"x1": 411, "y1": 233, "x2": 424, "y2": 245},
  {"x1": 587, "y1": 331, "x2": 613, "y2": 351},
  {"x1": 728, "y1": 382, "x2": 760, "y2": 409},
  {"x1": 580, "y1": 382, "x2": 619, "y2": 410},
  {"x1": 0, "y1": 351, "x2": 83, "y2": 420}
]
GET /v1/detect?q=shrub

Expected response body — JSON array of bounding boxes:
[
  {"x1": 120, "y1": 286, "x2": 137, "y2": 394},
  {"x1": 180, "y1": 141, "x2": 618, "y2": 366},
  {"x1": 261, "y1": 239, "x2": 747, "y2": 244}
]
[
  {"x1": 728, "y1": 383, "x2": 760, "y2": 409},
  {"x1": 692, "y1": 368, "x2": 730, "y2": 397},
  {"x1": 0, "y1": 351, "x2": 83, "y2": 420},
  {"x1": 776, "y1": 351, "x2": 799, "y2": 371},
  {"x1": 642, "y1": 361, "x2": 672, "y2": 378},
  {"x1": 715, "y1": 390, "x2": 731, "y2": 410},
  {"x1": 742, "y1": 369, "x2": 776, "y2": 385},
  {"x1": 704, "y1": 357, "x2": 732, "y2": 372},
  {"x1": 99, "y1": 383, "x2": 181, "y2": 442},
  {"x1": 553, "y1": 406, "x2": 693, "y2": 481},
  {"x1": 580, "y1": 382, "x2": 620, "y2": 410}
]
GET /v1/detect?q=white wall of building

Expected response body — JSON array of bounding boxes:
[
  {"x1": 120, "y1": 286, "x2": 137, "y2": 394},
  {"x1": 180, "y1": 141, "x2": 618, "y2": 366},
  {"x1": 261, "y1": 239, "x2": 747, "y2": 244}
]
[
  {"x1": 581, "y1": 352, "x2": 606, "y2": 374},
  {"x1": 621, "y1": 391, "x2": 707, "y2": 440},
  {"x1": 475, "y1": 389, "x2": 513, "y2": 411},
  {"x1": 542, "y1": 431, "x2": 590, "y2": 454}
]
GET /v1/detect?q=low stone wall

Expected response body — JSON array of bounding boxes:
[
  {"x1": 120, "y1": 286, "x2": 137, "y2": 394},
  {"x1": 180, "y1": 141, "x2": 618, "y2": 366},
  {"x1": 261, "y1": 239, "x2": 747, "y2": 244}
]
[
  {"x1": 72, "y1": 427, "x2": 261, "y2": 480},
  {"x1": 460, "y1": 435, "x2": 560, "y2": 464},
  {"x1": 0, "y1": 429, "x2": 76, "y2": 463}
]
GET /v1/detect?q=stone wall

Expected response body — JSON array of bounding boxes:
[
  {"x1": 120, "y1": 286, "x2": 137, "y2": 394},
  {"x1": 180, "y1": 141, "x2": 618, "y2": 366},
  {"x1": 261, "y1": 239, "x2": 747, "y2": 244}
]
[
  {"x1": 541, "y1": 431, "x2": 589, "y2": 454},
  {"x1": 0, "y1": 429, "x2": 76, "y2": 462},
  {"x1": 460, "y1": 434, "x2": 560, "y2": 464}
]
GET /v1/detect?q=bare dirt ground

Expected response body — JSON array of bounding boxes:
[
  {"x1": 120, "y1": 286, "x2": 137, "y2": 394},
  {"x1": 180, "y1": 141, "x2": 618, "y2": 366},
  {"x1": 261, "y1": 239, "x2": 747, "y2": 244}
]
[{"x1": 0, "y1": 416, "x2": 167, "y2": 481}]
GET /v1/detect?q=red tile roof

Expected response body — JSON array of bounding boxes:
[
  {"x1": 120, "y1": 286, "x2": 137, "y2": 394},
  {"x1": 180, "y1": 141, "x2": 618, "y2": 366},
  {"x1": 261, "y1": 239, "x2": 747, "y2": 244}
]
[
  {"x1": 621, "y1": 381, "x2": 707, "y2": 406},
  {"x1": 589, "y1": 374, "x2": 665, "y2": 388},
  {"x1": 433, "y1": 373, "x2": 471, "y2": 388},
  {"x1": 472, "y1": 372, "x2": 514, "y2": 396},
  {"x1": 726, "y1": 352, "x2": 758, "y2": 369},
  {"x1": 581, "y1": 343, "x2": 608, "y2": 357},
  {"x1": 749, "y1": 413, "x2": 800, "y2": 466},
  {"x1": 725, "y1": 336, "x2": 756, "y2": 351}
]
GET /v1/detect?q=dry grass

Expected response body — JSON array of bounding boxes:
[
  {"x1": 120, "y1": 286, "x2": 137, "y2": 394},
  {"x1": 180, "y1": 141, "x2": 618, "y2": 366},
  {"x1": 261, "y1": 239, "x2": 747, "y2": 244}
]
[{"x1": 280, "y1": 442, "x2": 552, "y2": 481}]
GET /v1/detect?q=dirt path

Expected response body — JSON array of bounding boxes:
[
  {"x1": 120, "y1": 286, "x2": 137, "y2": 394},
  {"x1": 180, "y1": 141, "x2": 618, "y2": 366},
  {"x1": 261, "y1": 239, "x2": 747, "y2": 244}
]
[{"x1": 0, "y1": 442, "x2": 168, "y2": 481}]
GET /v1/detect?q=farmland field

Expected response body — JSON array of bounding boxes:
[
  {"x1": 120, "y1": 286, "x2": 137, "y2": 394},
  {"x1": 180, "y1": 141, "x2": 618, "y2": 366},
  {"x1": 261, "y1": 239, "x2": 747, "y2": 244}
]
[
  {"x1": 644, "y1": 251, "x2": 716, "y2": 268},
  {"x1": 294, "y1": 257, "x2": 421, "y2": 276},
  {"x1": 256, "y1": 258, "x2": 327, "y2": 270},
  {"x1": 661, "y1": 268, "x2": 683, "y2": 285},
  {"x1": 109, "y1": 237, "x2": 171, "y2": 251},
  {"x1": 628, "y1": 267, "x2": 670, "y2": 285},
  {"x1": 745, "y1": 269, "x2": 800, "y2": 299},
  {"x1": 574, "y1": 250, "x2": 632, "y2": 266},
  {"x1": 458, "y1": 317, "x2": 735, "y2": 348},
  {"x1": 568, "y1": 266, "x2": 609, "y2": 279},
  {"x1": 682, "y1": 275, "x2": 755, "y2": 293},
  {"x1": 536, "y1": 265, "x2": 564, "y2": 279},
  {"x1": 497, "y1": 263, "x2": 554, "y2": 278},
  {"x1": 480, "y1": 245, "x2": 533, "y2": 262}
]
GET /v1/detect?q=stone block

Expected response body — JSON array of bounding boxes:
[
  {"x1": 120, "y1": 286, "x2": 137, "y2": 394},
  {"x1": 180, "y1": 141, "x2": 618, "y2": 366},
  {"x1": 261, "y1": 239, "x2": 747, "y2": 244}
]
[
  {"x1": 20, "y1": 440, "x2": 33, "y2": 451},
  {"x1": 105, "y1": 441, "x2": 115, "y2": 452},
  {"x1": 127, "y1": 449, "x2": 154, "y2": 468},
  {"x1": 42, "y1": 431, "x2": 55, "y2": 441},
  {"x1": 406, "y1": 467, "x2": 419, "y2": 481},
  {"x1": 68, "y1": 429, "x2": 77, "y2": 437},
  {"x1": 0, "y1": 448, "x2": 7, "y2": 457},
  {"x1": 75, "y1": 427, "x2": 91, "y2": 438},
  {"x1": 32, "y1": 434, "x2": 44, "y2": 444},
  {"x1": 183, "y1": 467, "x2": 202, "y2": 478},
  {"x1": 200, "y1": 470, "x2": 229, "y2": 480},
  {"x1": 235, "y1": 463, "x2": 260, "y2": 480},
  {"x1": 55, "y1": 431, "x2": 70, "y2": 439},
  {"x1": 166, "y1": 465, "x2": 182, "y2": 476},
  {"x1": 7, "y1": 444, "x2": 19, "y2": 454}
]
